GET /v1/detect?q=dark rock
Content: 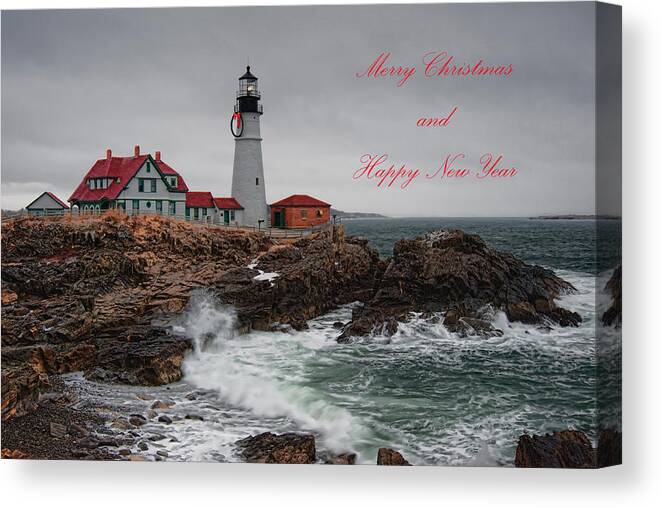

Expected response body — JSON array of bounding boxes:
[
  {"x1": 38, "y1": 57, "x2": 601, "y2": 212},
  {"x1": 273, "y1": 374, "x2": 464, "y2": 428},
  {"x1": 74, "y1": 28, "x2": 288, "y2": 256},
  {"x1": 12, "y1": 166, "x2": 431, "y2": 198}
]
[
  {"x1": 156, "y1": 450, "x2": 169, "y2": 458},
  {"x1": 444, "y1": 315, "x2": 503, "y2": 338},
  {"x1": 340, "y1": 230, "x2": 581, "y2": 340},
  {"x1": 184, "y1": 414, "x2": 204, "y2": 421},
  {"x1": 514, "y1": 430, "x2": 595, "y2": 468},
  {"x1": 602, "y1": 265, "x2": 622, "y2": 327},
  {"x1": 118, "y1": 448, "x2": 131, "y2": 456},
  {"x1": 376, "y1": 448, "x2": 411, "y2": 466},
  {"x1": 69, "y1": 423, "x2": 89, "y2": 437},
  {"x1": 110, "y1": 418, "x2": 130, "y2": 431},
  {"x1": 323, "y1": 452, "x2": 357, "y2": 465},
  {"x1": 157, "y1": 415, "x2": 173, "y2": 424},
  {"x1": 597, "y1": 429, "x2": 622, "y2": 467},
  {"x1": 128, "y1": 414, "x2": 147, "y2": 427},
  {"x1": 96, "y1": 436, "x2": 119, "y2": 447},
  {"x1": 137, "y1": 441, "x2": 149, "y2": 451},
  {"x1": 49, "y1": 421, "x2": 67, "y2": 438},
  {"x1": 212, "y1": 226, "x2": 384, "y2": 333},
  {"x1": 76, "y1": 437, "x2": 99, "y2": 449},
  {"x1": 236, "y1": 432, "x2": 316, "y2": 464},
  {"x1": 151, "y1": 400, "x2": 172, "y2": 410},
  {"x1": 87, "y1": 328, "x2": 192, "y2": 386},
  {"x1": 148, "y1": 434, "x2": 167, "y2": 442}
]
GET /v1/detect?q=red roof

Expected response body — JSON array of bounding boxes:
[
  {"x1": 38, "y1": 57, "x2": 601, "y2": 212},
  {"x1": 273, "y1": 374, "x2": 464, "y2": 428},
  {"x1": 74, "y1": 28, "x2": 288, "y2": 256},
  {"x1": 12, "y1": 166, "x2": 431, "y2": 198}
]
[
  {"x1": 69, "y1": 153, "x2": 188, "y2": 203},
  {"x1": 157, "y1": 160, "x2": 189, "y2": 192},
  {"x1": 270, "y1": 194, "x2": 331, "y2": 207},
  {"x1": 214, "y1": 197, "x2": 243, "y2": 210},
  {"x1": 26, "y1": 191, "x2": 69, "y2": 209},
  {"x1": 186, "y1": 191, "x2": 216, "y2": 208}
]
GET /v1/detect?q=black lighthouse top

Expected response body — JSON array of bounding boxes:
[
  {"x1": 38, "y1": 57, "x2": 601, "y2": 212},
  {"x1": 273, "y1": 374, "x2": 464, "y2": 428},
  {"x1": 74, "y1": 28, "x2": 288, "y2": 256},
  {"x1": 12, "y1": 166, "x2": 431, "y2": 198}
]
[{"x1": 236, "y1": 65, "x2": 262, "y2": 114}]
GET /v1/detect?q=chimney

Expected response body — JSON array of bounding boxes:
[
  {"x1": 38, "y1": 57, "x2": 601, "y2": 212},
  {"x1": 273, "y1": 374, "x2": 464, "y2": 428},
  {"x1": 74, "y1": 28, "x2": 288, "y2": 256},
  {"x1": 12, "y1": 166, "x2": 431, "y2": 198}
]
[
  {"x1": 106, "y1": 148, "x2": 112, "y2": 160},
  {"x1": 155, "y1": 150, "x2": 161, "y2": 161},
  {"x1": 133, "y1": 145, "x2": 140, "y2": 157}
]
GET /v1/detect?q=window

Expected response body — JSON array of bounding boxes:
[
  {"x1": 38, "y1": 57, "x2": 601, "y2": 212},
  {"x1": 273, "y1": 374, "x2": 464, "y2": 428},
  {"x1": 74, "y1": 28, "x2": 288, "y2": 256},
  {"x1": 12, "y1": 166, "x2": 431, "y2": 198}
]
[
  {"x1": 186, "y1": 207, "x2": 190, "y2": 218},
  {"x1": 316, "y1": 209, "x2": 323, "y2": 217},
  {"x1": 146, "y1": 162, "x2": 151, "y2": 173},
  {"x1": 132, "y1": 200, "x2": 139, "y2": 210},
  {"x1": 202, "y1": 208, "x2": 207, "y2": 216},
  {"x1": 194, "y1": 208, "x2": 199, "y2": 219},
  {"x1": 230, "y1": 210, "x2": 235, "y2": 221},
  {"x1": 156, "y1": 200, "x2": 162, "y2": 213},
  {"x1": 146, "y1": 201, "x2": 152, "y2": 209},
  {"x1": 170, "y1": 177, "x2": 177, "y2": 187},
  {"x1": 139, "y1": 178, "x2": 157, "y2": 193},
  {"x1": 301, "y1": 209, "x2": 308, "y2": 219},
  {"x1": 256, "y1": 177, "x2": 259, "y2": 186},
  {"x1": 169, "y1": 201, "x2": 176, "y2": 215}
]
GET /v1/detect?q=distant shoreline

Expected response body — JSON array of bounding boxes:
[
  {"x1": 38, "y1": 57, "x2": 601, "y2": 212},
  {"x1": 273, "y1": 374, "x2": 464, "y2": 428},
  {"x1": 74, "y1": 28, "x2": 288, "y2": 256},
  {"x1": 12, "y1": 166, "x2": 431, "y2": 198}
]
[{"x1": 528, "y1": 215, "x2": 621, "y2": 220}]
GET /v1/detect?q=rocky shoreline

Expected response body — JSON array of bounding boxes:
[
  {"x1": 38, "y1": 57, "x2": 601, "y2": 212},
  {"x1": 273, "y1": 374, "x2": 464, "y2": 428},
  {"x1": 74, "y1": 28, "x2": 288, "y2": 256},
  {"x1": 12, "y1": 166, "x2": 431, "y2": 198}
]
[{"x1": 1, "y1": 214, "x2": 619, "y2": 466}]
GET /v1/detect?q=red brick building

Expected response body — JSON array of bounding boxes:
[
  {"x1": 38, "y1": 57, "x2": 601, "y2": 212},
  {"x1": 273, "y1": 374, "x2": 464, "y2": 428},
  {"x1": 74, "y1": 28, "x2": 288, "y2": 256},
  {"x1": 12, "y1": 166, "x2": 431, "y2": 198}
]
[{"x1": 270, "y1": 194, "x2": 331, "y2": 229}]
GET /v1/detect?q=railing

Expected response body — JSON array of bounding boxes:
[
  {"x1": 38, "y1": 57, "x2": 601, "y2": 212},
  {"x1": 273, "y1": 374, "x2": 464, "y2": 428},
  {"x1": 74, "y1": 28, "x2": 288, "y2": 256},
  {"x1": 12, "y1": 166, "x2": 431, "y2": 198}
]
[
  {"x1": 234, "y1": 103, "x2": 263, "y2": 114},
  {"x1": 236, "y1": 90, "x2": 262, "y2": 99}
]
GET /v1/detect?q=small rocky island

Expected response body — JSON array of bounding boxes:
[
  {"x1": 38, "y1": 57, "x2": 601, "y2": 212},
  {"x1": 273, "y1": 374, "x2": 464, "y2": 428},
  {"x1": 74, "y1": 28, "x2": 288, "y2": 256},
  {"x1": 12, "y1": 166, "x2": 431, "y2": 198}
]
[{"x1": 1, "y1": 214, "x2": 618, "y2": 465}]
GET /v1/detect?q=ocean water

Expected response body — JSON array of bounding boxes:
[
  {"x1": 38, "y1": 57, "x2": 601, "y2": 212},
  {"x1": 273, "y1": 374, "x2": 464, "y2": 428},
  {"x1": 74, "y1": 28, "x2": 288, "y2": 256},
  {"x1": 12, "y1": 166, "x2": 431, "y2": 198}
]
[{"x1": 65, "y1": 218, "x2": 622, "y2": 465}]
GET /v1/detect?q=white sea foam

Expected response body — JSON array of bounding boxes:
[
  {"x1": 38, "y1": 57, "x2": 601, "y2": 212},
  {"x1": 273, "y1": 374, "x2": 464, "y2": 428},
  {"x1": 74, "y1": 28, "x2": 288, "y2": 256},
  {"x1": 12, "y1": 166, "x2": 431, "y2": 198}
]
[{"x1": 180, "y1": 293, "x2": 364, "y2": 455}]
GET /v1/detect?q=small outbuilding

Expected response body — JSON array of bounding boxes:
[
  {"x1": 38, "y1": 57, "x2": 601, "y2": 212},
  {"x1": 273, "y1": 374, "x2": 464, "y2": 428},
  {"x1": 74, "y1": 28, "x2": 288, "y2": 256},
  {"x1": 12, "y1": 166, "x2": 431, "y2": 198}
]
[
  {"x1": 214, "y1": 197, "x2": 244, "y2": 225},
  {"x1": 185, "y1": 191, "x2": 216, "y2": 222},
  {"x1": 270, "y1": 194, "x2": 331, "y2": 229},
  {"x1": 25, "y1": 191, "x2": 69, "y2": 216}
]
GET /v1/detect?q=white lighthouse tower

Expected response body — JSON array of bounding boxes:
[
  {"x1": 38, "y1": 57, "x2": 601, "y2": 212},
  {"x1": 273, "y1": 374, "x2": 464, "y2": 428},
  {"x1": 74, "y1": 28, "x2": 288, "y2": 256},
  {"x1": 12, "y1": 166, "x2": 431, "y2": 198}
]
[{"x1": 230, "y1": 66, "x2": 269, "y2": 227}]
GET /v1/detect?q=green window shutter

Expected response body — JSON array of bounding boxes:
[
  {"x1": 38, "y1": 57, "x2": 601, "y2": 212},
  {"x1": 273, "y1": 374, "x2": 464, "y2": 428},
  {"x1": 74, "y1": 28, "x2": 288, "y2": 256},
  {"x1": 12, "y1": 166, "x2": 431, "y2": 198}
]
[
  {"x1": 139, "y1": 179, "x2": 144, "y2": 192},
  {"x1": 151, "y1": 179, "x2": 157, "y2": 192},
  {"x1": 186, "y1": 207, "x2": 190, "y2": 218}
]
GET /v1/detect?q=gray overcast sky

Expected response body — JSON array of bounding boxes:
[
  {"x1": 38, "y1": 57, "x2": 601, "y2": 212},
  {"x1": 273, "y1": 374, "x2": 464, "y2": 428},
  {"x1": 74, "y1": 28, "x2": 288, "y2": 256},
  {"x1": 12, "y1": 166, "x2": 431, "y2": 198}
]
[{"x1": 1, "y1": 3, "x2": 618, "y2": 215}]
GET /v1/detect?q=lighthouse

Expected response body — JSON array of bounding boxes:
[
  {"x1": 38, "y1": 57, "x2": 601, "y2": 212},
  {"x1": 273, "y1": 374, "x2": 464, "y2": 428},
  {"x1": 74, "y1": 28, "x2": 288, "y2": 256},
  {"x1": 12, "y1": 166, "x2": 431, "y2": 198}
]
[{"x1": 230, "y1": 66, "x2": 269, "y2": 227}]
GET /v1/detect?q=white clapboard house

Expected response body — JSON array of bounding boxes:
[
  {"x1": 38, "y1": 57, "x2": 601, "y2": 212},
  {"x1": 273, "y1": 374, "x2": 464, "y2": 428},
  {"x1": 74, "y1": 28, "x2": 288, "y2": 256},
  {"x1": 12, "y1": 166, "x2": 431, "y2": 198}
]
[
  {"x1": 25, "y1": 191, "x2": 70, "y2": 216},
  {"x1": 66, "y1": 146, "x2": 244, "y2": 225}
]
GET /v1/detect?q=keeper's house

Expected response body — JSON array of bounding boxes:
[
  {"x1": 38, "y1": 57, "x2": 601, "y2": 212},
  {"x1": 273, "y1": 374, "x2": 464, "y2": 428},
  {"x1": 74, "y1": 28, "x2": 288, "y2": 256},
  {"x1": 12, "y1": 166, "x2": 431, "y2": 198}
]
[
  {"x1": 69, "y1": 145, "x2": 189, "y2": 216},
  {"x1": 26, "y1": 191, "x2": 69, "y2": 216},
  {"x1": 270, "y1": 194, "x2": 331, "y2": 229},
  {"x1": 68, "y1": 146, "x2": 244, "y2": 225}
]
